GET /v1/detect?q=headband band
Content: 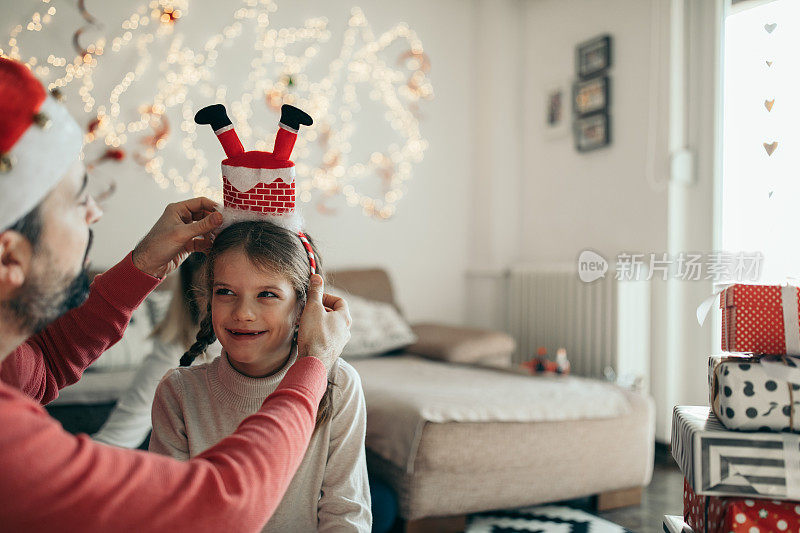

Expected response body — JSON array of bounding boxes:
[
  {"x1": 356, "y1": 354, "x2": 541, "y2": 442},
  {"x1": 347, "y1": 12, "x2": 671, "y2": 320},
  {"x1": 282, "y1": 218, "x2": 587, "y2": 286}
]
[{"x1": 297, "y1": 231, "x2": 317, "y2": 276}]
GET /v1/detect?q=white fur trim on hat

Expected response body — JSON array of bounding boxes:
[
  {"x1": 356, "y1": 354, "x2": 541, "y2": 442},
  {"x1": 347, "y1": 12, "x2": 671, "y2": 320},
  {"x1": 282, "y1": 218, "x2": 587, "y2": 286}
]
[
  {"x1": 216, "y1": 204, "x2": 303, "y2": 234},
  {"x1": 0, "y1": 96, "x2": 82, "y2": 229},
  {"x1": 222, "y1": 164, "x2": 295, "y2": 193}
]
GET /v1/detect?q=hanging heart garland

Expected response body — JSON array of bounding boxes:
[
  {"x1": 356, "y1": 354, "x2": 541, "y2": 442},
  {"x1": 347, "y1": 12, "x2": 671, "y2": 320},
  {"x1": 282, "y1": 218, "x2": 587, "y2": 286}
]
[{"x1": 762, "y1": 22, "x2": 777, "y2": 174}]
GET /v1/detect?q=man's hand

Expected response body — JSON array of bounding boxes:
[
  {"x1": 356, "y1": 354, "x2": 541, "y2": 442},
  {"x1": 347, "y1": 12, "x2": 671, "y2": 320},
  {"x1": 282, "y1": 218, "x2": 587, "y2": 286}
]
[
  {"x1": 297, "y1": 274, "x2": 352, "y2": 372},
  {"x1": 132, "y1": 197, "x2": 223, "y2": 279}
]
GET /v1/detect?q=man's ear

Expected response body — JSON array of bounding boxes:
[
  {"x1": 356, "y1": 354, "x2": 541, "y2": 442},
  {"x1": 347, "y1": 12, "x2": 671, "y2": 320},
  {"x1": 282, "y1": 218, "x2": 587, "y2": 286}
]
[{"x1": 0, "y1": 231, "x2": 34, "y2": 292}]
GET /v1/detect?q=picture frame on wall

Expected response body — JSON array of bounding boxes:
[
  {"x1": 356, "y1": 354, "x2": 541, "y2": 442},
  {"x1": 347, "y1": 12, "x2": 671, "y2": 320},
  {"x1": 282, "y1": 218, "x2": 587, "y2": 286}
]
[
  {"x1": 576, "y1": 34, "x2": 612, "y2": 79},
  {"x1": 573, "y1": 76, "x2": 609, "y2": 117},
  {"x1": 543, "y1": 81, "x2": 570, "y2": 139},
  {"x1": 574, "y1": 112, "x2": 610, "y2": 152}
]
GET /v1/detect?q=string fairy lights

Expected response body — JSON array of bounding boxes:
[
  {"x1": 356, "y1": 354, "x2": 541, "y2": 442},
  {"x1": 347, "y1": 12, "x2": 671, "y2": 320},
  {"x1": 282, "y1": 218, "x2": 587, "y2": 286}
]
[{"x1": 1, "y1": 0, "x2": 433, "y2": 220}]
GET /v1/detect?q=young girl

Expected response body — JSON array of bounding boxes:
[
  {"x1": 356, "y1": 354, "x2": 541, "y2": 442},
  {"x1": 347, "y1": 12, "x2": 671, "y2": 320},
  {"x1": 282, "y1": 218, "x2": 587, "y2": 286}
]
[{"x1": 150, "y1": 221, "x2": 371, "y2": 532}]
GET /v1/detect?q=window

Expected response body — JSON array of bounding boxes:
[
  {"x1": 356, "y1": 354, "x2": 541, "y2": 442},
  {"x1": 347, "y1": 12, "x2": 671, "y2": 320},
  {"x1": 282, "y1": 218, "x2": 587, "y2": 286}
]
[{"x1": 722, "y1": 0, "x2": 798, "y2": 282}]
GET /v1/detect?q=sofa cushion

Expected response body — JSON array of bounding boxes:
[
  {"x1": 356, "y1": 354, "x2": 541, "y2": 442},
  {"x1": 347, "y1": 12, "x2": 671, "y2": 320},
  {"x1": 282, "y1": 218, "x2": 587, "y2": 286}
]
[
  {"x1": 406, "y1": 323, "x2": 515, "y2": 367},
  {"x1": 328, "y1": 269, "x2": 399, "y2": 312},
  {"x1": 329, "y1": 288, "x2": 417, "y2": 358},
  {"x1": 50, "y1": 368, "x2": 138, "y2": 404}
]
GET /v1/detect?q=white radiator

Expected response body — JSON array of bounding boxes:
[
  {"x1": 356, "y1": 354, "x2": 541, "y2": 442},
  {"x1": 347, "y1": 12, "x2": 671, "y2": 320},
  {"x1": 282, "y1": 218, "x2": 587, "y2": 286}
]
[{"x1": 506, "y1": 266, "x2": 650, "y2": 385}]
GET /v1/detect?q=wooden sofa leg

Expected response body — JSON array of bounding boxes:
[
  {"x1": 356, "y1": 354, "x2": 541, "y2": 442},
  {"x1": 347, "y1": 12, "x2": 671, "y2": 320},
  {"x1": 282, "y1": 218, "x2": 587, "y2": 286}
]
[
  {"x1": 595, "y1": 486, "x2": 643, "y2": 511},
  {"x1": 404, "y1": 515, "x2": 467, "y2": 533}
]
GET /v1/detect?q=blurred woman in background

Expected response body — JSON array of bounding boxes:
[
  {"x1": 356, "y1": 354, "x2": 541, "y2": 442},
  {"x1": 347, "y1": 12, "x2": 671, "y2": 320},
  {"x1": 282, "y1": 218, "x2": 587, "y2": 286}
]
[{"x1": 93, "y1": 253, "x2": 218, "y2": 448}]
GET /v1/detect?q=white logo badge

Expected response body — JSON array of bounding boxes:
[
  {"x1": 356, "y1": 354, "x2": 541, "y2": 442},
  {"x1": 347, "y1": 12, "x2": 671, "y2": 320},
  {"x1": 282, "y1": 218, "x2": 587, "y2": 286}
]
[{"x1": 577, "y1": 250, "x2": 608, "y2": 283}]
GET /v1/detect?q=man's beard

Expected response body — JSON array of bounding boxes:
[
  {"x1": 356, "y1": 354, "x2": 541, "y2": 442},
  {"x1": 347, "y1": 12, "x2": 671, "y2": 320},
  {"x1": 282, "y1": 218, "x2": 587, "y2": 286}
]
[{"x1": 2, "y1": 231, "x2": 93, "y2": 335}]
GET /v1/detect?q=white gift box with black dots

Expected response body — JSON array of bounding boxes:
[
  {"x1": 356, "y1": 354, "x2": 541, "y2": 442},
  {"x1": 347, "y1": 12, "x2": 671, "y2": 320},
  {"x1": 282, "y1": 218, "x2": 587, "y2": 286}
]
[{"x1": 708, "y1": 353, "x2": 800, "y2": 432}]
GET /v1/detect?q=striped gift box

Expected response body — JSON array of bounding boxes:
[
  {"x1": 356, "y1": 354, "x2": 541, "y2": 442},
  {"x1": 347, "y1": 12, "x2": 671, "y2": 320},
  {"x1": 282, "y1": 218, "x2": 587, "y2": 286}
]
[
  {"x1": 671, "y1": 406, "x2": 800, "y2": 500},
  {"x1": 663, "y1": 514, "x2": 693, "y2": 533}
]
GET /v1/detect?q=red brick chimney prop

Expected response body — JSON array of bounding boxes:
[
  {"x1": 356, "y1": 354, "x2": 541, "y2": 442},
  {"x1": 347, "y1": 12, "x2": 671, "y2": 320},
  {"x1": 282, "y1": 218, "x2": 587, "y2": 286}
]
[{"x1": 195, "y1": 103, "x2": 313, "y2": 233}]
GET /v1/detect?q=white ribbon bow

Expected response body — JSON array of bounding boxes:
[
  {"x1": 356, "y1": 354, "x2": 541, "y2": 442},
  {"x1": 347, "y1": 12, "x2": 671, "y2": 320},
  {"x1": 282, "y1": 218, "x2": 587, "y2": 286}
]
[{"x1": 696, "y1": 282, "x2": 735, "y2": 326}]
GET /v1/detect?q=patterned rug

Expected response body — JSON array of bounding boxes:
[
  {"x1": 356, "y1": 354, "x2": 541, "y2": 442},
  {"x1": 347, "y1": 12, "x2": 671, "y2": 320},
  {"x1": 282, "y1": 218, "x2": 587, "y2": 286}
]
[{"x1": 466, "y1": 505, "x2": 632, "y2": 533}]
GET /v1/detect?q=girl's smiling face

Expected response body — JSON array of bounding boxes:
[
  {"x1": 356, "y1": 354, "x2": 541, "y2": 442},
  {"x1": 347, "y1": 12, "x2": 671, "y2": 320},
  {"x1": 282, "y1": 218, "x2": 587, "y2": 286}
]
[{"x1": 211, "y1": 248, "x2": 300, "y2": 377}]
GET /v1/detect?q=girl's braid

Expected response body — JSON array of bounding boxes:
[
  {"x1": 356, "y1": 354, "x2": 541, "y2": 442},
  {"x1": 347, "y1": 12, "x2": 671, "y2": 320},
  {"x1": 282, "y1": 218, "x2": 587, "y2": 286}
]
[
  {"x1": 180, "y1": 302, "x2": 216, "y2": 367},
  {"x1": 316, "y1": 380, "x2": 335, "y2": 428}
]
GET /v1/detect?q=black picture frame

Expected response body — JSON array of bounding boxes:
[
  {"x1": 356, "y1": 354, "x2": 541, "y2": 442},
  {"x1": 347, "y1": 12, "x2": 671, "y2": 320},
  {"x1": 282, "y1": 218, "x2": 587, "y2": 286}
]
[
  {"x1": 573, "y1": 76, "x2": 609, "y2": 117},
  {"x1": 576, "y1": 34, "x2": 612, "y2": 79},
  {"x1": 546, "y1": 87, "x2": 564, "y2": 127},
  {"x1": 574, "y1": 112, "x2": 611, "y2": 152}
]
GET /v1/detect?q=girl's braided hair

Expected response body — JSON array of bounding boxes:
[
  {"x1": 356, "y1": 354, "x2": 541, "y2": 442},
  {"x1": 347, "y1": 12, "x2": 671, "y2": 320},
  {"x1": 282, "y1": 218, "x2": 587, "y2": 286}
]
[{"x1": 180, "y1": 220, "x2": 334, "y2": 428}]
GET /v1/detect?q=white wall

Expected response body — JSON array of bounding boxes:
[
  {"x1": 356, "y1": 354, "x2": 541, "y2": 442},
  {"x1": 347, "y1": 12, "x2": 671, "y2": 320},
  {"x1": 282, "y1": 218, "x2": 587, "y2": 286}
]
[
  {"x1": 464, "y1": 0, "x2": 523, "y2": 331},
  {"x1": 468, "y1": 0, "x2": 677, "y2": 440},
  {"x1": 2, "y1": 0, "x2": 472, "y2": 324},
  {"x1": 520, "y1": 0, "x2": 670, "y2": 266}
]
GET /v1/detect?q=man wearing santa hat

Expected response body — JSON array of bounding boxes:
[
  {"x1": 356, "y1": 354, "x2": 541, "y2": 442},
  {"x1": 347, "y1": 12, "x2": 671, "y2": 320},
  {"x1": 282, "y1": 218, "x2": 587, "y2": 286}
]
[{"x1": 0, "y1": 57, "x2": 351, "y2": 531}]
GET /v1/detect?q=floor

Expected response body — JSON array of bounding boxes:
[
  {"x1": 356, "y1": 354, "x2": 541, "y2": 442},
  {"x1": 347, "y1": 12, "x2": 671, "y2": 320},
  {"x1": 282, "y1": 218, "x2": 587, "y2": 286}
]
[{"x1": 577, "y1": 443, "x2": 684, "y2": 532}]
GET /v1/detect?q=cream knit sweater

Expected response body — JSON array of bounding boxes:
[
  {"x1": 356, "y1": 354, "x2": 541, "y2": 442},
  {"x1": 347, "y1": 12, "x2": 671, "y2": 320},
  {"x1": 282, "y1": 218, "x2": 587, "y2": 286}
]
[{"x1": 150, "y1": 348, "x2": 371, "y2": 532}]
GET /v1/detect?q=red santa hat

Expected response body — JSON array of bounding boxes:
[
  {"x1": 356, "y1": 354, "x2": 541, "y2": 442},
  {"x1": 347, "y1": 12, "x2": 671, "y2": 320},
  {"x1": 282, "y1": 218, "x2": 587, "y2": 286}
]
[
  {"x1": 195, "y1": 103, "x2": 317, "y2": 273},
  {"x1": 0, "y1": 58, "x2": 83, "y2": 230}
]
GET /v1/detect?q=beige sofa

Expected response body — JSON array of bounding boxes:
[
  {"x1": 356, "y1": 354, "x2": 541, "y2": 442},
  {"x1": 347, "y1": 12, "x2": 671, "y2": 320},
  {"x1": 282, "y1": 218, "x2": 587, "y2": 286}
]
[{"x1": 330, "y1": 268, "x2": 655, "y2": 532}]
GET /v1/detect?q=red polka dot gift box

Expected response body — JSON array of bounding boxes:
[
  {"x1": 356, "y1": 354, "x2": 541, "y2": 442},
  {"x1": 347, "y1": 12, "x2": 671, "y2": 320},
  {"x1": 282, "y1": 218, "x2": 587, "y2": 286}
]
[
  {"x1": 721, "y1": 284, "x2": 800, "y2": 356},
  {"x1": 684, "y1": 478, "x2": 800, "y2": 533}
]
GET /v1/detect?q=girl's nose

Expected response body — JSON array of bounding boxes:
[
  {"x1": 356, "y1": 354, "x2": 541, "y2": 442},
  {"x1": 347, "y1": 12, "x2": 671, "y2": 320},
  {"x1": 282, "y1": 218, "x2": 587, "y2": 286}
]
[{"x1": 232, "y1": 300, "x2": 256, "y2": 321}]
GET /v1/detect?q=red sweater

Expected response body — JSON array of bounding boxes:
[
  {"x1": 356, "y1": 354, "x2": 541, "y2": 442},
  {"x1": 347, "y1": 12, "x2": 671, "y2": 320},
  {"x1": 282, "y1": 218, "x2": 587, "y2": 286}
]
[{"x1": 0, "y1": 253, "x2": 327, "y2": 532}]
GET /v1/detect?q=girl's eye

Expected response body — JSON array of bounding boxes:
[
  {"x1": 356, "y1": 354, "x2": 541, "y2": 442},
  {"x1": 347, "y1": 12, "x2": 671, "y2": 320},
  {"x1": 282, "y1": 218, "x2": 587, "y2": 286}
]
[
  {"x1": 258, "y1": 291, "x2": 277, "y2": 298},
  {"x1": 214, "y1": 288, "x2": 234, "y2": 296},
  {"x1": 78, "y1": 194, "x2": 90, "y2": 207}
]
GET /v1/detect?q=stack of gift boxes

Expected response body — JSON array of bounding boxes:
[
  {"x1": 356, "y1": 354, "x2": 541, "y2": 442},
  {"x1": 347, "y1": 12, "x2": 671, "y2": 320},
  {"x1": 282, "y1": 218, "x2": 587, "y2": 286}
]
[{"x1": 666, "y1": 284, "x2": 800, "y2": 532}]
